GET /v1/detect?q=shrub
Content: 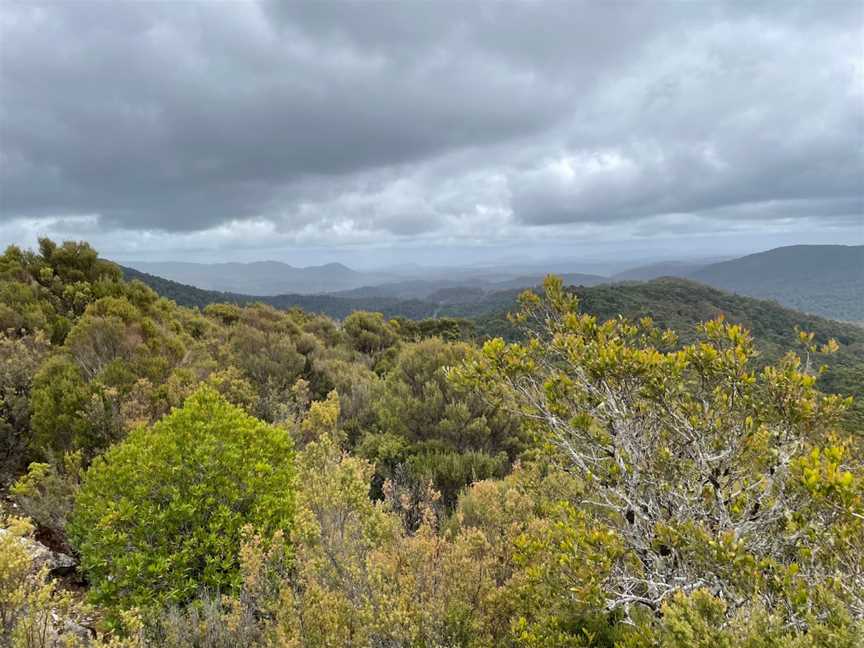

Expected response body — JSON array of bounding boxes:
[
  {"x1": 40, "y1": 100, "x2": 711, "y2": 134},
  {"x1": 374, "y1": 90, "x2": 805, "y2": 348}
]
[
  {"x1": 143, "y1": 531, "x2": 288, "y2": 648},
  {"x1": 69, "y1": 386, "x2": 296, "y2": 612},
  {"x1": 10, "y1": 451, "x2": 82, "y2": 551},
  {"x1": 0, "y1": 515, "x2": 81, "y2": 647},
  {"x1": 0, "y1": 332, "x2": 49, "y2": 481},
  {"x1": 29, "y1": 355, "x2": 94, "y2": 458},
  {"x1": 0, "y1": 515, "x2": 146, "y2": 647},
  {"x1": 343, "y1": 311, "x2": 398, "y2": 355},
  {"x1": 408, "y1": 449, "x2": 509, "y2": 508},
  {"x1": 456, "y1": 275, "x2": 864, "y2": 629},
  {"x1": 385, "y1": 338, "x2": 524, "y2": 456}
]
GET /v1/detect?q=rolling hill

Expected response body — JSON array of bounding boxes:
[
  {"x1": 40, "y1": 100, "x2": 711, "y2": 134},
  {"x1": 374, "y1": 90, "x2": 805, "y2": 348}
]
[
  {"x1": 125, "y1": 260, "x2": 394, "y2": 296},
  {"x1": 610, "y1": 245, "x2": 863, "y2": 321},
  {"x1": 122, "y1": 264, "x2": 863, "y2": 347},
  {"x1": 120, "y1": 266, "x2": 439, "y2": 319},
  {"x1": 612, "y1": 261, "x2": 710, "y2": 281},
  {"x1": 687, "y1": 245, "x2": 863, "y2": 320}
]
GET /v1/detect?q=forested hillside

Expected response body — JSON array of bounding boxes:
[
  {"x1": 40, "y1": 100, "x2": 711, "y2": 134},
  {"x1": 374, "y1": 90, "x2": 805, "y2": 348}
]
[
  {"x1": 125, "y1": 260, "x2": 394, "y2": 296},
  {"x1": 124, "y1": 264, "x2": 864, "y2": 430},
  {"x1": 687, "y1": 245, "x2": 862, "y2": 320},
  {"x1": 607, "y1": 246, "x2": 864, "y2": 321},
  {"x1": 121, "y1": 265, "x2": 440, "y2": 319},
  {"x1": 2, "y1": 240, "x2": 862, "y2": 647}
]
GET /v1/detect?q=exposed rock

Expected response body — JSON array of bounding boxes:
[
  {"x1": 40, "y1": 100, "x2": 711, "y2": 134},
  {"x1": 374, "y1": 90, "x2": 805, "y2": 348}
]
[
  {"x1": 0, "y1": 526, "x2": 77, "y2": 577},
  {"x1": 54, "y1": 613, "x2": 96, "y2": 644}
]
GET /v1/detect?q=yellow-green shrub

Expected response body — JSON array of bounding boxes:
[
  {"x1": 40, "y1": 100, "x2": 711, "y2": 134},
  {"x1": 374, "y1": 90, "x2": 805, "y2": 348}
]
[{"x1": 69, "y1": 386, "x2": 296, "y2": 613}]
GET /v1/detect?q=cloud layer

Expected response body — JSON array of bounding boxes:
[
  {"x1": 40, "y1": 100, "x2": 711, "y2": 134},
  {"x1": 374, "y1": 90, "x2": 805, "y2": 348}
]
[{"x1": 1, "y1": 1, "x2": 862, "y2": 260}]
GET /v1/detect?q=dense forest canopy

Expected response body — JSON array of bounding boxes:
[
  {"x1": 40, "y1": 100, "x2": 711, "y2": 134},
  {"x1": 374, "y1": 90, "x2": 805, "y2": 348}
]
[{"x1": 1, "y1": 240, "x2": 862, "y2": 647}]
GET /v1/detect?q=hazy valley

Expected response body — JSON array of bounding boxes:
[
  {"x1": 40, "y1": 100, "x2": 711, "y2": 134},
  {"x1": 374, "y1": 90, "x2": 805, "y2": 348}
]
[{"x1": 123, "y1": 244, "x2": 864, "y2": 322}]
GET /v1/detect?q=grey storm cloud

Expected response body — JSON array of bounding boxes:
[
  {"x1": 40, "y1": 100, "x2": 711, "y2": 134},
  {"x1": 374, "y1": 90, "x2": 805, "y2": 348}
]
[{"x1": 0, "y1": 0, "x2": 862, "y2": 248}]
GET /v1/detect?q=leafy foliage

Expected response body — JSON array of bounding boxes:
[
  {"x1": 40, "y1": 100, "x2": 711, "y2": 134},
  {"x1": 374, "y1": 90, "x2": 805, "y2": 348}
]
[
  {"x1": 1, "y1": 240, "x2": 862, "y2": 646},
  {"x1": 361, "y1": 337, "x2": 523, "y2": 506},
  {"x1": 123, "y1": 262, "x2": 864, "y2": 431},
  {"x1": 0, "y1": 515, "x2": 145, "y2": 648},
  {"x1": 475, "y1": 278, "x2": 864, "y2": 431},
  {"x1": 10, "y1": 452, "x2": 82, "y2": 551},
  {"x1": 0, "y1": 333, "x2": 49, "y2": 482},
  {"x1": 68, "y1": 387, "x2": 296, "y2": 612},
  {"x1": 455, "y1": 276, "x2": 863, "y2": 629}
]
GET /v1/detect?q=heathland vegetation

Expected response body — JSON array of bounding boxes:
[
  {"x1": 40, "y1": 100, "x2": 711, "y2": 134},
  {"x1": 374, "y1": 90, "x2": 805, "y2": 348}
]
[{"x1": 1, "y1": 239, "x2": 862, "y2": 647}]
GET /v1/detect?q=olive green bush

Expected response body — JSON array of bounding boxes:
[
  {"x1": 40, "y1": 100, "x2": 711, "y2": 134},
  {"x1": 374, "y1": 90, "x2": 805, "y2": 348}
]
[{"x1": 10, "y1": 451, "x2": 82, "y2": 550}]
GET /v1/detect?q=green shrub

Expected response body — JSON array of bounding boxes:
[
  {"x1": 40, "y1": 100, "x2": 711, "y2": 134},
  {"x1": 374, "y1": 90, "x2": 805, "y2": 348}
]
[
  {"x1": 343, "y1": 311, "x2": 398, "y2": 355},
  {"x1": 10, "y1": 451, "x2": 82, "y2": 550},
  {"x1": 29, "y1": 354, "x2": 94, "y2": 458},
  {"x1": 0, "y1": 332, "x2": 49, "y2": 481},
  {"x1": 408, "y1": 449, "x2": 509, "y2": 508},
  {"x1": 69, "y1": 385, "x2": 296, "y2": 612}
]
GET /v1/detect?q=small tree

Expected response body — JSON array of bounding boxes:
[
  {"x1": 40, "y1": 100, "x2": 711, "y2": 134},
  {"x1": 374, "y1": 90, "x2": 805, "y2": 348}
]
[
  {"x1": 69, "y1": 386, "x2": 296, "y2": 612},
  {"x1": 454, "y1": 276, "x2": 863, "y2": 627},
  {"x1": 0, "y1": 332, "x2": 50, "y2": 481},
  {"x1": 29, "y1": 355, "x2": 95, "y2": 458},
  {"x1": 343, "y1": 311, "x2": 398, "y2": 355}
]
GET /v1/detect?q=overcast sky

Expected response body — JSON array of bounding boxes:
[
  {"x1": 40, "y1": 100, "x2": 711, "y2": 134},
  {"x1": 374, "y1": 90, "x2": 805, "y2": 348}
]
[{"x1": 1, "y1": 0, "x2": 862, "y2": 267}]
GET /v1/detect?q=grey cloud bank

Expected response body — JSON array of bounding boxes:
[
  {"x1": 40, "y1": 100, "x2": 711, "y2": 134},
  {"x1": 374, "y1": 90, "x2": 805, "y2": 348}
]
[{"x1": 0, "y1": 0, "x2": 862, "y2": 263}]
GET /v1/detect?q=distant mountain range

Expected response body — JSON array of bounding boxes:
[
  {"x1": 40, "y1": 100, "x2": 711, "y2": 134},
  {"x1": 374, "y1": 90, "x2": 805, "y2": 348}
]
[
  {"x1": 330, "y1": 272, "x2": 607, "y2": 302},
  {"x1": 122, "y1": 244, "x2": 864, "y2": 321},
  {"x1": 612, "y1": 261, "x2": 716, "y2": 281},
  {"x1": 123, "y1": 258, "x2": 610, "y2": 299},
  {"x1": 125, "y1": 260, "x2": 393, "y2": 295},
  {"x1": 688, "y1": 245, "x2": 863, "y2": 321},
  {"x1": 613, "y1": 245, "x2": 863, "y2": 321}
]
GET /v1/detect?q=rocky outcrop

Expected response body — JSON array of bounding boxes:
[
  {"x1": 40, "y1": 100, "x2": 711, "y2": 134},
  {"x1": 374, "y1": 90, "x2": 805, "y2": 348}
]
[
  {"x1": 0, "y1": 526, "x2": 77, "y2": 577},
  {"x1": 0, "y1": 525, "x2": 96, "y2": 645}
]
